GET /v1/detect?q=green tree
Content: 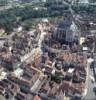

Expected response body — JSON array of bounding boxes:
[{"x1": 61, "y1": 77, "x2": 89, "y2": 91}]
[
  {"x1": 89, "y1": 0, "x2": 96, "y2": 3},
  {"x1": 0, "y1": 0, "x2": 8, "y2": 6}
]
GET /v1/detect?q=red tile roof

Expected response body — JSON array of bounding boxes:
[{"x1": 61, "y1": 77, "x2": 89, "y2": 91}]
[{"x1": 33, "y1": 95, "x2": 41, "y2": 100}]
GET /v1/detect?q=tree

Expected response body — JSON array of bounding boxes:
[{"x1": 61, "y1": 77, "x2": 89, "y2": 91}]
[
  {"x1": 23, "y1": 20, "x2": 33, "y2": 31},
  {"x1": 0, "y1": 0, "x2": 8, "y2": 6},
  {"x1": 89, "y1": 0, "x2": 96, "y2": 3}
]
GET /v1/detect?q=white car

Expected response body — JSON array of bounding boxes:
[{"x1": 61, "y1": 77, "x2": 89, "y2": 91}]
[{"x1": 90, "y1": 75, "x2": 95, "y2": 83}]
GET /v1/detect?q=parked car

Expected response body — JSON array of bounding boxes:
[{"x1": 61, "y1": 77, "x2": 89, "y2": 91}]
[{"x1": 90, "y1": 75, "x2": 95, "y2": 83}]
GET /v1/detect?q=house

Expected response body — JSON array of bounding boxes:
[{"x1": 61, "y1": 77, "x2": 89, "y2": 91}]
[{"x1": 33, "y1": 95, "x2": 41, "y2": 100}]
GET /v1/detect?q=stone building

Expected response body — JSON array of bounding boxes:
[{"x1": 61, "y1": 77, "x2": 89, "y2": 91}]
[{"x1": 53, "y1": 16, "x2": 80, "y2": 44}]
